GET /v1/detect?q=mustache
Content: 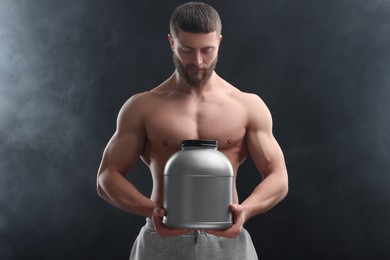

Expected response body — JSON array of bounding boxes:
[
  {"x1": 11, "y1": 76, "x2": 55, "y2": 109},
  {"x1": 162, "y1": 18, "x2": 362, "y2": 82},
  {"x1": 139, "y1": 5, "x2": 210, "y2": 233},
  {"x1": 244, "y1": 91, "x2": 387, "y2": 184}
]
[{"x1": 187, "y1": 65, "x2": 207, "y2": 70}]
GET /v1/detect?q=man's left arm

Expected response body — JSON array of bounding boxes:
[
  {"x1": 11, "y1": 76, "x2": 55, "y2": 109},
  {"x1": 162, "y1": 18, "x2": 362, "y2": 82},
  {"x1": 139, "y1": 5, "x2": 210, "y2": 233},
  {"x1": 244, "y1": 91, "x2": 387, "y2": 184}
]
[{"x1": 206, "y1": 94, "x2": 288, "y2": 238}]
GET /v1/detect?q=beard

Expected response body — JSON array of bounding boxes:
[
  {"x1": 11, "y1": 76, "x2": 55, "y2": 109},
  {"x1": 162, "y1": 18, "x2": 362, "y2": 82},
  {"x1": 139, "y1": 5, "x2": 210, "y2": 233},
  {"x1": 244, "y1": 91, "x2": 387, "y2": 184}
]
[{"x1": 173, "y1": 53, "x2": 218, "y2": 88}]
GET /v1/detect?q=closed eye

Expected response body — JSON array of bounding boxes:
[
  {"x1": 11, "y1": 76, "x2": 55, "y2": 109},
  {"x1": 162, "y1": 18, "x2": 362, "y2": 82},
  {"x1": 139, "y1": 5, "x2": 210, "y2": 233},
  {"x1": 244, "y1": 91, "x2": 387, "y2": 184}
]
[
  {"x1": 181, "y1": 47, "x2": 193, "y2": 53},
  {"x1": 202, "y1": 47, "x2": 214, "y2": 54}
]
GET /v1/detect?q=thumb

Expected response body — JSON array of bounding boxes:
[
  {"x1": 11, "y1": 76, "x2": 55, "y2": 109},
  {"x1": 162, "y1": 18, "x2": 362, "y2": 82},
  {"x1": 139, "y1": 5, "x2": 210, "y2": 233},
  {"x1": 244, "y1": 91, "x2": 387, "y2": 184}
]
[
  {"x1": 154, "y1": 207, "x2": 166, "y2": 217},
  {"x1": 230, "y1": 204, "x2": 242, "y2": 214}
]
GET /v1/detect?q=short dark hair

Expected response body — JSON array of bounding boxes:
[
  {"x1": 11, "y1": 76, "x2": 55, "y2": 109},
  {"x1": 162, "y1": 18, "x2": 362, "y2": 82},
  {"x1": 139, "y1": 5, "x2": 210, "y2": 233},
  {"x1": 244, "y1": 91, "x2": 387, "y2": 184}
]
[{"x1": 170, "y1": 2, "x2": 222, "y2": 38}]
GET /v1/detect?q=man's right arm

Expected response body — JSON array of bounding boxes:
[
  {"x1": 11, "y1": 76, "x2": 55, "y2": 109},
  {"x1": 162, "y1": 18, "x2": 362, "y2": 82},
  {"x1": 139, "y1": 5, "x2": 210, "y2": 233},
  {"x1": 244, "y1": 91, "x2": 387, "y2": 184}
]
[{"x1": 96, "y1": 94, "x2": 156, "y2": 218}]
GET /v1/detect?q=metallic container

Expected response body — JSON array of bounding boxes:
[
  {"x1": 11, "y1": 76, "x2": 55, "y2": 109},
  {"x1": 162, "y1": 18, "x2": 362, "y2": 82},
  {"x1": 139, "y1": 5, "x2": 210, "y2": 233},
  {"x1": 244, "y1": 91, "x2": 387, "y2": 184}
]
[{"x1": 163, "y1": 140, "x2": 233, "y2": 230}]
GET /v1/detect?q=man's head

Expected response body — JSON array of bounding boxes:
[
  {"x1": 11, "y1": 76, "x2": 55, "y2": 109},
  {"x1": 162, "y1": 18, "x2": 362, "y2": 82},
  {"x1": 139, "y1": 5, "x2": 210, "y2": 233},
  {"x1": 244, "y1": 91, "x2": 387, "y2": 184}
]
[
  {"x1": 169, "y1": 2, "x2": 222, "y2": 87},
  {"x1": 169, "y1": 2, "x2": 222, "y2": 38}
]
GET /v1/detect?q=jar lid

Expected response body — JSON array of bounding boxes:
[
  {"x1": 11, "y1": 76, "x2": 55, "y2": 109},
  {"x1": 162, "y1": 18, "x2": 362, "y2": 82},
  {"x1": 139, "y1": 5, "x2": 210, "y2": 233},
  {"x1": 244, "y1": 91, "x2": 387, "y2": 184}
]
[{"x1": 181, "y1": 140, "x2": 218, "y2": 148}]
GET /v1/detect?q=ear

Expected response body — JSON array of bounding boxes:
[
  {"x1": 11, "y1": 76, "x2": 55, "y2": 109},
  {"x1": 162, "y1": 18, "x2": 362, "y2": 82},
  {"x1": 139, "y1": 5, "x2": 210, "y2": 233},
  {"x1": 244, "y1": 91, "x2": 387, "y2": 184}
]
[
  {"x1": 218, "y1": 34, "x2": 223, "y2": 45},
  {"x1": 168, "y1": 34, "x2": 174, "y2": 51}
]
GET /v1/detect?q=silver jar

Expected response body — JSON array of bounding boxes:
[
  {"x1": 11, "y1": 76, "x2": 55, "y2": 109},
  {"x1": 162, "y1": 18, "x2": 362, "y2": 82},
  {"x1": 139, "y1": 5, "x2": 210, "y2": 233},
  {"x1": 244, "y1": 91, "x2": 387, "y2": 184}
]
[{"x1": 163, "y1": 140, "x2": 233, "y2": 230}]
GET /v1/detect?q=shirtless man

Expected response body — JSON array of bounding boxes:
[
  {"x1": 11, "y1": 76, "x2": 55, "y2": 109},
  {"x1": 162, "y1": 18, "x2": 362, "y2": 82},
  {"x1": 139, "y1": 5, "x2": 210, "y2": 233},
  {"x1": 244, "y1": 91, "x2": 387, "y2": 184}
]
[{"x1": 97, "y1": 2, "x2": 288, "y2": 259}]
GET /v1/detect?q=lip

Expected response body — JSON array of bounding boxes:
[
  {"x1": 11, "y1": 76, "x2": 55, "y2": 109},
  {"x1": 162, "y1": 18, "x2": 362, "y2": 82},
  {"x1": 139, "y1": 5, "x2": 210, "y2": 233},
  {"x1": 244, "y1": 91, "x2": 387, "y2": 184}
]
[{"x1": 189, "y1": 67, "x2": 205, "y2": 72}]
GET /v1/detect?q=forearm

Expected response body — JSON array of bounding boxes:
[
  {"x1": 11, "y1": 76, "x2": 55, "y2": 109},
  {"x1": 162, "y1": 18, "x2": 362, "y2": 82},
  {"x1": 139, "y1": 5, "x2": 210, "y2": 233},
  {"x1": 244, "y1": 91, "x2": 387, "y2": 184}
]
[
  {"x1": 97, "y1": 170, "x2": 156, "y2": 218},
  {"x1": 241, "y1": 172, "x2": 288, "y2": 221}
]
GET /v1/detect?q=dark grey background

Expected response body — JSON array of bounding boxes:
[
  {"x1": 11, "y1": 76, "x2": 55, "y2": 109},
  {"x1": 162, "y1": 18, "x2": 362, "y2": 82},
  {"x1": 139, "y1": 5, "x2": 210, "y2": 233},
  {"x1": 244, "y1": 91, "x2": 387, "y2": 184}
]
[{"x1": 1, "y1": 0, "x2": 389, "y2": 259}]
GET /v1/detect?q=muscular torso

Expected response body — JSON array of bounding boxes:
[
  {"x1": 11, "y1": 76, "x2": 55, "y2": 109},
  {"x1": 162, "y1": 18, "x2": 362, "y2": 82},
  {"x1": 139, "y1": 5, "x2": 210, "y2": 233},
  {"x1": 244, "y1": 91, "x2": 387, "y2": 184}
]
[{"x1": 137, "y1": 78, "x2": 251, "y2": 205}]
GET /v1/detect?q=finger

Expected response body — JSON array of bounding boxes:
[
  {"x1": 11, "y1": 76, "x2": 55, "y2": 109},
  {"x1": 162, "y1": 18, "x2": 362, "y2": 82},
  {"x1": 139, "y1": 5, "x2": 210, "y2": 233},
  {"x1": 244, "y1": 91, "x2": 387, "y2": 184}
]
[
  {"x1": 204, "y1": 229, "x2": 221, "y2": 236},
  {"x1": 158, "y1": 227, "x2": 191, "y2": 238},
  {"x1": 205, "y1": 221, "x2": 242, "y2": 238},
  {"x1": 205, "y1": 227, "x2": 228, "y2": 236},
  {"x1": 165, "y1": 228, "x2": 191, "y2": 237},
  {"x1": 153, "y1": 207, "x2": 166, "y2": 217},
  {"x1": 205, "y1": 228, "x2": 238, "y2": 239}
]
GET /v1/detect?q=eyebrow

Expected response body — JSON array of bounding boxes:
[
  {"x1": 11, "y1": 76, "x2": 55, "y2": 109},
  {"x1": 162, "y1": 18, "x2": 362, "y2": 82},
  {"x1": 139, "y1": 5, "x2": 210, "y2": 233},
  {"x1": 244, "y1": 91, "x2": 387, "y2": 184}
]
[{"x1": 181, "y1": 45, "x2": 215, "y2": 49}]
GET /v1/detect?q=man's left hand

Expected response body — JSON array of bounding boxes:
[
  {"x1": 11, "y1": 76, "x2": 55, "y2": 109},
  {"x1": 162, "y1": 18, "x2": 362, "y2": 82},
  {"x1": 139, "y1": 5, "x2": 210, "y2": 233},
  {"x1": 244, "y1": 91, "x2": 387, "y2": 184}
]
[{"x1": 204, "y1": 204, "x2": 246, "y2": 238}]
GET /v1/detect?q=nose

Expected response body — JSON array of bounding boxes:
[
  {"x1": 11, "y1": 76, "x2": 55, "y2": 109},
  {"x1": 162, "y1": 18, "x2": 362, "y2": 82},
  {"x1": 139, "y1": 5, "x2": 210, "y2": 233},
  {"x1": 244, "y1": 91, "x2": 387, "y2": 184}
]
[{"x1": 192, "y1": 51, "x2": 203, "y2": 66}]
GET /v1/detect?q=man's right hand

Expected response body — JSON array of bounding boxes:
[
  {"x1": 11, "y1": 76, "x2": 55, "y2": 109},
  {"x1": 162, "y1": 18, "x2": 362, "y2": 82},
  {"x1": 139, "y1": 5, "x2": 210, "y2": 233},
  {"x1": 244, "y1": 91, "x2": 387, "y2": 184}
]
[{"x1": 152, "y1": 206, "x2": 191, "y2": 238}]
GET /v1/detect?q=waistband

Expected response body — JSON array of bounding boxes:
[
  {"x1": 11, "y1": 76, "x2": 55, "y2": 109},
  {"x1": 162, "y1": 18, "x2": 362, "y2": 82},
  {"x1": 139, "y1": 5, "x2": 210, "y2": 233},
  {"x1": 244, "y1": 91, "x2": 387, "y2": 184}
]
[{"x1": 144, "y1": 218, "x2": 208, "y2": 241}]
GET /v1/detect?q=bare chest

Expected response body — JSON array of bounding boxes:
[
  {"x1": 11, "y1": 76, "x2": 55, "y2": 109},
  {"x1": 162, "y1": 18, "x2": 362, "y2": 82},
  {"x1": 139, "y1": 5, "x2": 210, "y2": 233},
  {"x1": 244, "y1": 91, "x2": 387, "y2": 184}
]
[{"x1": 143, "y1": 96, "x2": 248, "y2": 163}]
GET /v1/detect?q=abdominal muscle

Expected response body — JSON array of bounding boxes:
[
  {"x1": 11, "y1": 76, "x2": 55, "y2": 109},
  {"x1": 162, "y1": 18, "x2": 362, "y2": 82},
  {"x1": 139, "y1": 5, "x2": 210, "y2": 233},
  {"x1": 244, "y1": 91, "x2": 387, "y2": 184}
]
[
  {"x1": 141, "y1": 143, "x2": 244, "y2": 208},
  {"x1": 138, "y1": 81, "x2": 249, "y2": 210}
]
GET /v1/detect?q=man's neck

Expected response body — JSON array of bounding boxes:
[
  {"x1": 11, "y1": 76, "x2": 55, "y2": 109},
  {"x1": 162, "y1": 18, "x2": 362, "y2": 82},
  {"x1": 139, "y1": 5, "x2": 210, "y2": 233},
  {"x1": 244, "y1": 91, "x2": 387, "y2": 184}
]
[{"x1": 171, "y1": 70, "x2": 219, "y2": 96}]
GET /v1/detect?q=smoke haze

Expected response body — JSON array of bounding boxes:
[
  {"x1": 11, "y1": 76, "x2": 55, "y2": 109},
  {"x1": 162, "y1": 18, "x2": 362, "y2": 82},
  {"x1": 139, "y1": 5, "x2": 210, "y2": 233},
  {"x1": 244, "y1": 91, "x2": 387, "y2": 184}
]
[{"x1": 0, "y1": 0, "x2": 389, "y2": 259}]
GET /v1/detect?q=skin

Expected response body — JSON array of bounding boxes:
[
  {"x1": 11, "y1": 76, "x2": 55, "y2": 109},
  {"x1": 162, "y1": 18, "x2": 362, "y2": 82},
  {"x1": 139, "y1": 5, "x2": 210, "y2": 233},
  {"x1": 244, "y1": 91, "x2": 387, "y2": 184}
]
[{"x1": 97, "y1": 30, "x2": 288, "y2": 239}]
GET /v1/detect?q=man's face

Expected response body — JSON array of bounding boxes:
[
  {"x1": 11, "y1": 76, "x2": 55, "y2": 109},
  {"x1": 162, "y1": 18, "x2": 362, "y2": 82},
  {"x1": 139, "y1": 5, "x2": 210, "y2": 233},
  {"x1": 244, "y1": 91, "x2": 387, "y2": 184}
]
[{"x1": 169, "y1": 30, "x2": 222, "y2": 87}]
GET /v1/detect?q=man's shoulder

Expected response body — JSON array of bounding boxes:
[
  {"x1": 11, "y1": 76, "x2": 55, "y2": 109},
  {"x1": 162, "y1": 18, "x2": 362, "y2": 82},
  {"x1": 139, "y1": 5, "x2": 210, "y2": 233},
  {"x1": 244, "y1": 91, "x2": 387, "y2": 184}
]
[
  {"x1": 123, "y1": 91, "x2": 158, "y2": 107},
  {"x1": 219, "y1": 78, "x2": 263, "y2": 100},
  {"x1": 225, "y1": 87, "x2": 271, "y2": 125},
  {"x1": 117, "y1": 91, "x2": 155, "y2": 117},
  {"x1": 227, "y1": 87, "x2": 265, "y2": 107}
]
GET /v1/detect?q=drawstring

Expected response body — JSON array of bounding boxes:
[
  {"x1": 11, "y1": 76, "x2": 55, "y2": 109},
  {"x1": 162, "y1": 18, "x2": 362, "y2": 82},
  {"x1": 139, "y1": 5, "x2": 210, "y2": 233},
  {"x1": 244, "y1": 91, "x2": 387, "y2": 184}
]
[
  {"x1": 194, "y1": 230, "x2": 200, "y2": 244},
  {"x1": 194, "y1": 230, "x2": 208, "y2": 244}
]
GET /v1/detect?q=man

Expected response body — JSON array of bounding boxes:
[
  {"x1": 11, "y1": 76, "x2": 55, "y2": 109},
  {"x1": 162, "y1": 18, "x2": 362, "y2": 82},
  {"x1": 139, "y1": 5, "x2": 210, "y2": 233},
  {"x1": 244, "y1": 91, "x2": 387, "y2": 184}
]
[{"x1": 97, "y1": 2, "x2": 288, "y2": 259}]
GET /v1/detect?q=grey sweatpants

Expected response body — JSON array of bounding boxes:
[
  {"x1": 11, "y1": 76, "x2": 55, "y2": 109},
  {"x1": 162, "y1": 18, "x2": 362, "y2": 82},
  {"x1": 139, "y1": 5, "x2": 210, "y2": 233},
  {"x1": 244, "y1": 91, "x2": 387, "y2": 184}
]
[{"x1": 129, "y1": 219, "x2": 258, "y2": 260}]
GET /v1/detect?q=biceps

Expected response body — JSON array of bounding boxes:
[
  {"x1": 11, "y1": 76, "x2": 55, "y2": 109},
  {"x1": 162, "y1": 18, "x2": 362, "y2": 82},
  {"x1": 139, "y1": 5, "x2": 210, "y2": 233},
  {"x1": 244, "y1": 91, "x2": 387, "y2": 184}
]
[
  {"x1": 247, "y1": 130, "x2": 285, "y2": 176},
  {"x1": 100, "y1": 131, "x2": 145, "y2": 175}
]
